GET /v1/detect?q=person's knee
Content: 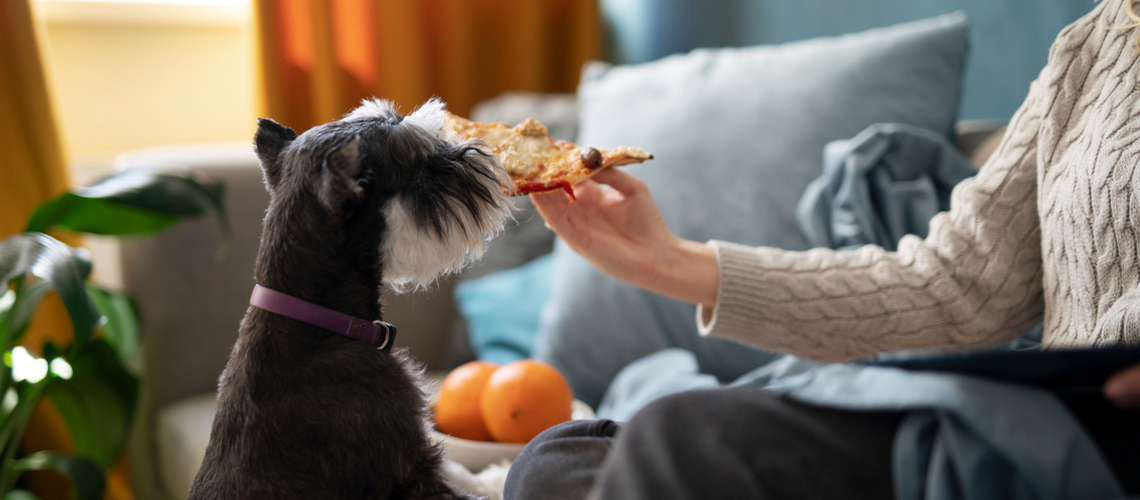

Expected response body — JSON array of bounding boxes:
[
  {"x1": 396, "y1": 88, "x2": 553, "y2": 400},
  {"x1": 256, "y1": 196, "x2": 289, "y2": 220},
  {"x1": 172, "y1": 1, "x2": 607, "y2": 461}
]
[
  {"x1": 539, "y1": 419, "x2": 614, "y2": 442},
  {"x1": 626, "y1": 390, "x2": 709, "y2": 430},
  {"x1": 624, "y1": 388, "x2": 762, "y2": 441},
  {"x1": 503, "y1": 419, "x2": 619, "y2": 500}
]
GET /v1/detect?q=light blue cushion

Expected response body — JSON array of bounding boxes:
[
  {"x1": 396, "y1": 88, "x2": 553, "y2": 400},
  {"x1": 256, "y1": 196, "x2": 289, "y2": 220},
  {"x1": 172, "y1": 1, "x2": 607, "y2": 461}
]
[
  {"x1": 455, "y1": 255, "x2": 553, "y2": 364},
  {"x1": 534, "y1": 14, "x2": 970, "y2": 408}
]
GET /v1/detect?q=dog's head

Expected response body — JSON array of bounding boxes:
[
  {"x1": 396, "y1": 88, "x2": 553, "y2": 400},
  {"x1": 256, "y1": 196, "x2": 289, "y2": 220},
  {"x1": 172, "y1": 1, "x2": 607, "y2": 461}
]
[{"x1": 253, "y1": 98, "x2": 513, "y2": 291}]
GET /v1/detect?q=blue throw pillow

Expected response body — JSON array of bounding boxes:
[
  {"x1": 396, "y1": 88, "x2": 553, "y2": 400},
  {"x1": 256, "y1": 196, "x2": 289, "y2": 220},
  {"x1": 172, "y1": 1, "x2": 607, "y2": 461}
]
[
  {"x1": 534, "y1": 14, "x2": 970, "y2": 408},
  {"x1": 455, "y1": 254, "x2": 553, "y2": 364}
]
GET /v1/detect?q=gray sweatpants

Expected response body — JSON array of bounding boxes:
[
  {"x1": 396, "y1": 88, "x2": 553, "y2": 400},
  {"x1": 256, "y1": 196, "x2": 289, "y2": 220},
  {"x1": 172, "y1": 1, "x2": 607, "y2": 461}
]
[
  {"x1": 503, "y1": 388, "x2": 901, "y2": 500},
  {"x1": 504, "y1": 387, "x2": 1140, "y2": 499}
]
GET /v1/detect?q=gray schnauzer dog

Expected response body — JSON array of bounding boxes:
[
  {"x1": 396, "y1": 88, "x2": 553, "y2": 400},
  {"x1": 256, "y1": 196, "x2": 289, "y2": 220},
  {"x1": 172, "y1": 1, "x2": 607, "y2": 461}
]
[{"x1": 188, "y1": 98, "x2": 512, "y2": 499}]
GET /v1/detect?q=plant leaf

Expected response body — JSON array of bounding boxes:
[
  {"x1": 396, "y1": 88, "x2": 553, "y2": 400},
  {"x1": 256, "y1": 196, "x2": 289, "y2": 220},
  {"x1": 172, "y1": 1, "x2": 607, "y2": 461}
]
[
  {"x1": 0, "y1": 234, "x2": 102, "y2": 344},
  {"x1": 25, "y1": 195, "x2": 181, "y2": 236},
  {"x1": 25, "y1": 170, "x2": 228, "y2": 238},
  {"x1": 45, "y1": 339, "x2": 138, "y2": 468},
  {"x1": 13, "y1": 452, "x2": 104, "y2": 500},
  {"x1": 84, "y1": 285, "x2": 139, "y2": 374},
  {"x1": 4, "y1": 489, "x2": 40, "y2": 500},
  {"x1": 3, "y1": 281, "x2": 52, "y2": 345},
  {"x1": 0, "y1": 289, "x2": 14, "y2": 337}
]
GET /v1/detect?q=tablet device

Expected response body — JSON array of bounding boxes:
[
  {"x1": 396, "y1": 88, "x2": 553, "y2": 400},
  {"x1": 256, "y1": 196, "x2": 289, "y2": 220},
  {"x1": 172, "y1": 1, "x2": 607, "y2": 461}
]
[{"x1": 862, "y1": 344, "x2": 1140, "y2": 394}]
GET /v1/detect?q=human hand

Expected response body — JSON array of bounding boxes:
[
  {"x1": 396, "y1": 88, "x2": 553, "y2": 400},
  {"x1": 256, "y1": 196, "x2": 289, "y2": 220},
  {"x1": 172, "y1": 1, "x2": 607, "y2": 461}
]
[
  {"x1": 529, "y1": 168, "x2": 718, "y2": 308},
  {"x1": 530, "y1": 168, "x2": 672, "y2": 283},
  {"x1": 1104, "y1": 362, "x2": 1140, "y2": 408}
]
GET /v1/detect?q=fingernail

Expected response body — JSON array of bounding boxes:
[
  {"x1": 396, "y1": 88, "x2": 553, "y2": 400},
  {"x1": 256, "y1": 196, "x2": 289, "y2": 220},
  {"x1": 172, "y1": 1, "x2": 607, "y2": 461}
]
[{"x1": 544, "y1": 222, "x2": 553, "y2": 231}]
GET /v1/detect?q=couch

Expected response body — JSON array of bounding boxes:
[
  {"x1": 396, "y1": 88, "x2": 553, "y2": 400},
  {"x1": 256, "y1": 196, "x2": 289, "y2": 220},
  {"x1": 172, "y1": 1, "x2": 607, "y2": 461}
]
[
  {"x1": 97, "y1": 98, "x2": 1003, "y2": 500},
  {"x1": 96, "y1": 14, "x2": 1018, "y2": 499}
]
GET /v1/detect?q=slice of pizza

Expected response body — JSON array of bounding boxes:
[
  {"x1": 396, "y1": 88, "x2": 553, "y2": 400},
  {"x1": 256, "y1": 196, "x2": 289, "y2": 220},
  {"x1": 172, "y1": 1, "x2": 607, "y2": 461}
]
[{"x1": 444, "y1": 113, "x2": 653, "y2": 198}]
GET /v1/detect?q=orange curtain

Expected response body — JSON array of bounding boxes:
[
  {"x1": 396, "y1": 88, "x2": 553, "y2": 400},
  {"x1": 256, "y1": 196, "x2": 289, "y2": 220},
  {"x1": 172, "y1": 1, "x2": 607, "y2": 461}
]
[
  {"x1": 0, "y1": 2, "x2": 131, "y2": 499},
  {"x1": 0, "y1": 0, "x2": 70, "y2": 231},
  {"x1": 254, "y1": 0, "x2": 601, "y2": 131}
]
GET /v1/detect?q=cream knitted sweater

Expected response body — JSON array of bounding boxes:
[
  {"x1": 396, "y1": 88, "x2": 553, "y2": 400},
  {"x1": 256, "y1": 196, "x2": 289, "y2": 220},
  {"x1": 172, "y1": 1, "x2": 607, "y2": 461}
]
[{"x1": 698, "y1": 0, "x2": 1140, "y2": 362}]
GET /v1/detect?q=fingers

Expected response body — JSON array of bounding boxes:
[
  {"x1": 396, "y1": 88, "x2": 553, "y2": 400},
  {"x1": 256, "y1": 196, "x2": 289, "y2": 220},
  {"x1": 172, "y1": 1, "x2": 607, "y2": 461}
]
[
  {"x1": 529, "y1": 169, "x2": 646, "y2": 235},
  {"x1": 529, "y1": 169, "x2": 643, "y2": 210},
  {"x1": 529, "y1": 189, "x2": 568, "y2": 211},
  {"x1": 529, "y1": 190, "x2": 571, "y2": 224},
  {"x1": 1104, "y1": 363, "x2": 1140, "y2": 407},
  {"x1": 590, "y1": 167, "x2": 647, "y2": 196},
  {"x1": 531, "y1": 178, "x2": 606, "y2": 214}
]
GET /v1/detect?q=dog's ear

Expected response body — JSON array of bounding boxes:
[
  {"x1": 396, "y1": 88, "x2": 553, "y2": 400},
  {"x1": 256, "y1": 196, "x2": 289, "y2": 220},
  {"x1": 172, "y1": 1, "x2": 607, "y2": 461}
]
[
  {"x1": 318, "y1": 136, "x2": 363, "y2": 213},
  {"x1": 254, "y1": 118, "x2": 297, "y2": 191}
]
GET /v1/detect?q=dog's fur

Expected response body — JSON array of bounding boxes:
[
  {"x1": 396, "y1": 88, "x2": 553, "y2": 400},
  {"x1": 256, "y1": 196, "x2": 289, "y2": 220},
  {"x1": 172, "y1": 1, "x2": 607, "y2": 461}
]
[{"x1": 188, "y1": 98, "x2": 512, "y2": 499}]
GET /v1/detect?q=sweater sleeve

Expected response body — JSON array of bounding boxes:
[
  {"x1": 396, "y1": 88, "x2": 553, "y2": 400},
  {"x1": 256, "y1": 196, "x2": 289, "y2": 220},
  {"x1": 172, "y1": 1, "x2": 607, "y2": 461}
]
[{"x1": 697, "y1": 79, "x2": 1050, "y2": 362}]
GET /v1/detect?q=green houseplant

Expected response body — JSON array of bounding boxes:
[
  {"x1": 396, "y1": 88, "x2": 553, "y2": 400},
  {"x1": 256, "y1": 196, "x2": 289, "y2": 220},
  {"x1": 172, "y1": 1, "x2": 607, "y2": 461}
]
[{"x1": 0, "y1": 170, "x2": 226, "y2": 500}]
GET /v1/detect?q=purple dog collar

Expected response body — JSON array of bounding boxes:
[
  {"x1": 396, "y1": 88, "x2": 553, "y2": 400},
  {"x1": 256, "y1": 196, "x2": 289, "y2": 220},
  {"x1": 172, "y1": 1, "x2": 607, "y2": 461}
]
[{"x1": 250, "y1": 285, "x2": 397, "y2": 351}]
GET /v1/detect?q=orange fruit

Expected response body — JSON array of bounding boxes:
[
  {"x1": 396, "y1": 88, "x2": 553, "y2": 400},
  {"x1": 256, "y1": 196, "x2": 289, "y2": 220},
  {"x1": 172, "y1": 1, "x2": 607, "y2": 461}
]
[
  {"x1": 433, "y1": 360, "x2": 499, "y2": 441},
  {"x1": 480, "y1": 359, "x2": 574, "y2": 444}
]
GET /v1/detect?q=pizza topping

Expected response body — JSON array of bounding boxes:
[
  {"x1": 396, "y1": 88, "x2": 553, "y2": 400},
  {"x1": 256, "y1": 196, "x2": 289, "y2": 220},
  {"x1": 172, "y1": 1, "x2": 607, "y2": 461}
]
[
  {"x1": 581, "y1": 148, "x2": 603, "y2": 170},
  {"x1": 517, "y1": 179, "x2": 576, "y2": 200}
]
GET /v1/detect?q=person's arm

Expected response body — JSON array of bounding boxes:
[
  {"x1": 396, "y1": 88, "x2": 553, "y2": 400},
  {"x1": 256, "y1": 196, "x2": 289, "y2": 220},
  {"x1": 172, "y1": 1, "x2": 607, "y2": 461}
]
[
  {"x1": 698, "y1": 68, "x2": 1055, "y2": 362},
  {"x1": 535, "y1": 75, "x2": 1048, "y2": 362},
  {"x1": 537, "y1": 41, "x2": 1074, "y2": 363}
]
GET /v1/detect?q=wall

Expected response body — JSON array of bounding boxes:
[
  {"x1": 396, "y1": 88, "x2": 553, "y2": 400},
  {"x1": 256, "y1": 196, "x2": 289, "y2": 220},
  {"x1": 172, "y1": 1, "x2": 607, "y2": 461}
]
[
  {"x1": 601, "y1": 0, "x2": 1094, "y2": 121},
  {"x1": 36, "y1": 0, "x2": 258, "y2": 185}
]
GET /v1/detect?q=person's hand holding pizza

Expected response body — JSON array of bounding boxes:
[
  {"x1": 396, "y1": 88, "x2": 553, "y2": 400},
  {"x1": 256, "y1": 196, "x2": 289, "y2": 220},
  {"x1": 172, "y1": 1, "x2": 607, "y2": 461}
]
[
  {"x1": 530, "y1": 168, "x2": 719, "y2": 310},
  {"x1": 445, "y1": 111, "x2": 718, "y2": 309}
]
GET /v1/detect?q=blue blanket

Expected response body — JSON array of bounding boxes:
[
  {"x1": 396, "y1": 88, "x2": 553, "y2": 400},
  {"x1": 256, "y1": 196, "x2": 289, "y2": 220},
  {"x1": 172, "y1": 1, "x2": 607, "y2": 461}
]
[
  {"x1": 598, "y1": 349, "x2": 1127, "y2": 499},
  {"x1": 797, "y1": 122, "x2": 976, "y2": 251}
]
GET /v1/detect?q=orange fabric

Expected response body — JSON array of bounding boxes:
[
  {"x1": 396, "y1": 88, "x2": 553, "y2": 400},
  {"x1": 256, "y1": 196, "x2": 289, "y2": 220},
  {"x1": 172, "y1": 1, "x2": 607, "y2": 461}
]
[
  {"x1": 0, "y1": 0, "x2": 70, "y2": 236},
  {"x1": 0, "y1": 2, "x2": 131, "y2": 499},
  {"x1": 254, "y1": 0, "x2": 601, "y2": 131}
]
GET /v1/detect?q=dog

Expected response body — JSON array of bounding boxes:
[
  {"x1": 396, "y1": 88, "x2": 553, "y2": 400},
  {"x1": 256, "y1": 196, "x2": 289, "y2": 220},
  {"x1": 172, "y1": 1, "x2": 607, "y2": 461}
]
[{"x1": 188, "y1": 98, "x2": 513, "y2": 499}]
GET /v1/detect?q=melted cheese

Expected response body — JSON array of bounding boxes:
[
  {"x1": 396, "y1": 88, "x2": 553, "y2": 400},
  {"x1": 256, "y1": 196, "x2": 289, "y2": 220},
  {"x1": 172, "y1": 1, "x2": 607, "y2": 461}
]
[{"x1": 479, "y1": 127, "x2": 562, "y2": 179}]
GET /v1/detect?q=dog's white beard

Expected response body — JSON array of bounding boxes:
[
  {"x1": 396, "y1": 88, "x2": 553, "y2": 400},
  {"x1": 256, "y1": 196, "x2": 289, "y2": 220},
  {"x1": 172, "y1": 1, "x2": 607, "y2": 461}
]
[
  {"x1": 381, "y1": 186, "x2": 512, "y2": 292},
  {"x1": 372, "y1": 95, "x2": 514, "y2": 291}
]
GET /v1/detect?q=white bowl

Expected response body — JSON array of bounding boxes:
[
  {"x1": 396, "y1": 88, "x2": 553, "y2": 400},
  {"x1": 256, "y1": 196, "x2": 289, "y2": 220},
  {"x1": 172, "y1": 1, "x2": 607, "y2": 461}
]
[{"x1": 431, "y1": 399, "x2": 595, "y2": 472}]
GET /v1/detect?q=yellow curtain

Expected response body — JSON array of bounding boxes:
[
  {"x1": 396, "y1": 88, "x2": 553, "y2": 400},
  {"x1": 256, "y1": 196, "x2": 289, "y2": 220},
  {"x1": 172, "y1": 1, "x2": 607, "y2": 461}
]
[
  {"x1": 0, "y1": 2, "x2": 131, "y2": 499},
  {"x1": 254, "y1": 0, "x2": 601, "y2": 131}
]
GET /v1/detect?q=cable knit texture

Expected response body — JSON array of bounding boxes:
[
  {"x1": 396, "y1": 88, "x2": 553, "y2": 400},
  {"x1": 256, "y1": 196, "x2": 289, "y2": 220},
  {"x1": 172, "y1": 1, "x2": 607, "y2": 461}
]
[{"x1": 698, "y1": 0, "x2": 1140, "y2": 361}]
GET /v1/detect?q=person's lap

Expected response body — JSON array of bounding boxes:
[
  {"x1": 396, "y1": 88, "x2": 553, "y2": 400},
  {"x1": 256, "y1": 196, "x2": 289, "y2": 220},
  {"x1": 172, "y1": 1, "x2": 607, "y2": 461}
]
[
  {"x1": 505, "y1": 386, "x2": 1140, "y2": 500},
  {"x1": 505, "y1": 387, "x2": 900, "y2": 500}
]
